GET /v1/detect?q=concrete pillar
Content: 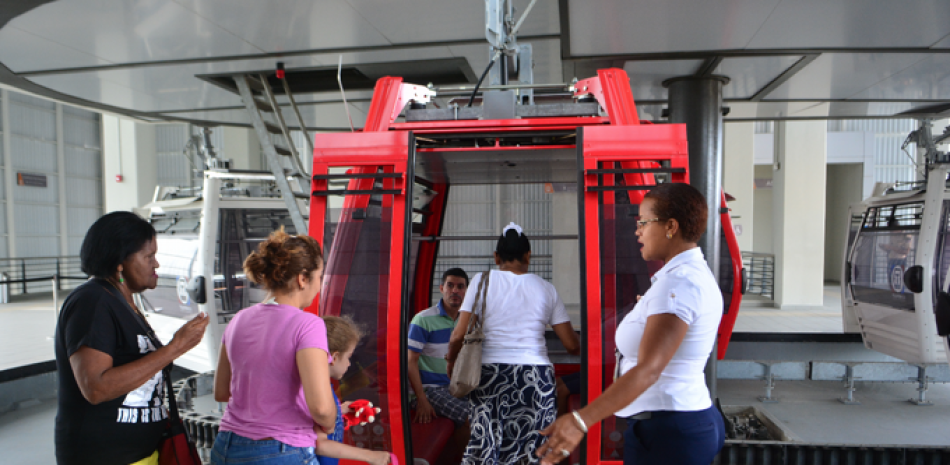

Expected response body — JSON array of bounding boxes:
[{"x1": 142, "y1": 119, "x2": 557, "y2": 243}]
[
  {"x1": 1, "y1": 90, "x2": 15, "y2": 258},
  {"x1": 220, "y1": 126, "x2": 262, "y2": 171},
  {"x1": 772, "y1": 120, "x2": 827, "y2": 307},
  {"x1": 665, "y1": 75, "x2": 729, "y2": 399},
  {"x1": 56, "y1": 104, "x2": 68, "y2": 256},
  {"x1": 723, "y1": 122, "x2": 755, "y2": 252},
  {"x1": 665, "y1": 76, "x2": 729, "y2": 275},
  {"x1": 102, "y1": 115, "x2": 157, "y2": 213}
]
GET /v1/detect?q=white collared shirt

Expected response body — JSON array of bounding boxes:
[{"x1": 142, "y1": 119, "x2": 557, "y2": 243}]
[{"x1": 614, "y1": 247, "x2": 723, "y2": 417}]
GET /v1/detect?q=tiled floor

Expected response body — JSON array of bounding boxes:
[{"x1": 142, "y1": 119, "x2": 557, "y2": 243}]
[{"x1": 733, "y1": 284, "x2": 844, "y2": 333}]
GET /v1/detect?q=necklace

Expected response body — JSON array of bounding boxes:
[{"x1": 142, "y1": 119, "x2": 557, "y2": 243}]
[{"x1": 103, "y1": 278, "x2": 148, "y2": 321}]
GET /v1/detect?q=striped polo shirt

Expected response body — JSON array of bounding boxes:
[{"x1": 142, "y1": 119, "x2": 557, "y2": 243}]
[{"x1": 408, "y1": 301, "x2": 457, "y2": 387}]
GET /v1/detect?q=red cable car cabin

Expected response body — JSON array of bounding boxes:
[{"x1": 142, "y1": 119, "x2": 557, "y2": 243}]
[{"x1": 306, "y1": 68, "x2": 745, "y2": 465}]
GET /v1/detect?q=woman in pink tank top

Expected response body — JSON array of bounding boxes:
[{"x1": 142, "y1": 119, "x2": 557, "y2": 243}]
[{"x1": 210, "y1": 229, "x2": 337, "y2": 465}]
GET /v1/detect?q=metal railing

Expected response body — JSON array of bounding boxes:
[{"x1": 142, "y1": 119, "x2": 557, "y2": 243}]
[
  {"x1": 741, "y1": 252, "x2": 775, "y2": 300},
  {"x1": 0, "y1": 256, "x2": 87, "y2": 302}
]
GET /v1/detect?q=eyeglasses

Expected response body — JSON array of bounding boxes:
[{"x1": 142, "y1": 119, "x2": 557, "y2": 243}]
[{"x1": 636, "y1": 218, "x2": 663, "y2": 229}]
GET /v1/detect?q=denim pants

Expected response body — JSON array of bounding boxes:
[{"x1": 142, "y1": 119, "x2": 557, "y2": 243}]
[
  {"x1": 211, "y1": 430, "x2": 317, "y2": 465},
  {"x1": 623, "y1": 406, "x2": 725, "y2": 465}
]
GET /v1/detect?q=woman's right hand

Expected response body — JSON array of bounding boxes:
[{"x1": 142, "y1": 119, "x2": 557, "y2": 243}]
[{"x1": 170, "y1": 313, "x2": 209, "y2": 354}]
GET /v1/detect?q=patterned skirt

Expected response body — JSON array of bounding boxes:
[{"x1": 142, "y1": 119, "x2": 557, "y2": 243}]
[{"x1": 463, "y1": 364, "x2": 556, "y2": 465}]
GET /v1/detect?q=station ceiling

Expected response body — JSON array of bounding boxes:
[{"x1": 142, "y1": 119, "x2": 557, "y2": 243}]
[{"x1": 1, "y1": 0, "x2": 949, "y2": 128}]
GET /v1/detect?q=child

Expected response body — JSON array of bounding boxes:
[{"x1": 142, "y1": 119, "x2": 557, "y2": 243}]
[{"x1": 316, "y1": 316, "x2": 392, "y2": 465}]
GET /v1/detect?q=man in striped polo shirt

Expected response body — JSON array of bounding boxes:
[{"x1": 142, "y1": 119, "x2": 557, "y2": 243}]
[{"x1": 408, "y1": 268, "x2": 471, "y2": 426}]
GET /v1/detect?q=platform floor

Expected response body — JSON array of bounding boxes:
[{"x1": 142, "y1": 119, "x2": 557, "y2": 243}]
[
  {"x1": 0, "y1": 294, "x2": 60, "y2": 372},
  {"x1": 2, "y1": 379, "x2": 949, "y2": 465}
]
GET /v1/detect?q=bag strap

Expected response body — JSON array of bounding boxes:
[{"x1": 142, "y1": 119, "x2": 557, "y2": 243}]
[
  {"x1": 466, "y1": 270, "x2": 491, "y2": 334},
  {"x1": 164, "y1": 367, "x2": 182, "y2": 423},
  {"x1": 98, "y1": 280, "x2": 179, "y2": 425}
]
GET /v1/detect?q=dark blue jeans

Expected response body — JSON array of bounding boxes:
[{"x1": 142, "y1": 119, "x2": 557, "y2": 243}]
[
  {"x1": 623, "y1": 406, "x2": 725, "y2": 465},
  {"x1": 211, "y1": 430, "x2": 318, "y2": 465}
]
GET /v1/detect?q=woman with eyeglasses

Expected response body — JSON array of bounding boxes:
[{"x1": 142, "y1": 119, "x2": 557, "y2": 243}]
[{"x1": 537, "y1": 183, "x2": 725, "y2": 465}]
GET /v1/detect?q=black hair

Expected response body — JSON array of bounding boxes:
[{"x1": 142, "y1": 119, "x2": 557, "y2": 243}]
[
  {"x1": 442, "y1": 268, "x2": 469, "y2": 285},
  {"x1": 495, "y1": 228, "x2": 531, "y2": 263},
  {"x1": 80, "y1": 211, "x2": 157, "y2": 279}
]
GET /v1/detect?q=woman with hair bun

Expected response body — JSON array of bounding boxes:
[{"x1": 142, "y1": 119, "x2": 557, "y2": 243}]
[
  {"x1": 211, "y1": 228, "x2": 337, "y2": 465},
  {"x1": 446, "y1": 222, "x2": 581, "y2": 465},
  {"x1": 537, "y1": 183, "x2": 725, "y2": 465}
]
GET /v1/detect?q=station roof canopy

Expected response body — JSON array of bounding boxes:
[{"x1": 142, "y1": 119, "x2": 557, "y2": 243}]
[{"x1": 2, "y1": 0, "x2": 950, "y2": 127}]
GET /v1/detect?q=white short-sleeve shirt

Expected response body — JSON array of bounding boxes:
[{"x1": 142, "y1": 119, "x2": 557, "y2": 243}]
[
  {"x1": 614, "y1": 247, "x2": 723, "y2": 417},
  {"x1": 459, "y1": 270, "x2": 570, "y2": 365}
]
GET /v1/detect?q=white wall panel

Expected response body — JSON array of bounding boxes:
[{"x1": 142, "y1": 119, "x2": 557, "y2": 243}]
[
  {"x1": 17, "y1": 236, "x2": 59, "y2": 258},
  {"x1": 65, "y1": 177, "x2": 101, "y2": 206},
  {"x1": 68, "y1": 237, "x2": 84, "y2": 256},
  {"x1": 0, "y1": 167, "x2": 4, "y2": 200},
  {"x1": 0, "y1": 203, "x2": 5, "y2": 234},
  {"x1": 14, "y1": 204, "x2": 58, "y2": 235},
  {"x1": 9, "y1": 95, "x2": 55, "y2": 140},
  {"x1": 64, "y1": 114, "x2": 101, "y2": 148},
  {"x1": 13, "y1": 176, "x2": 58, "y2": 203},
  {"x1": 65, "y1": 147, "x2": 102, "y2": 178},
  {"x1": 10, "y1": 137, "x2": 56, "y2": 172},
  {"x1": 67, "y1": 207, "x2": 101, "y2": 248}
]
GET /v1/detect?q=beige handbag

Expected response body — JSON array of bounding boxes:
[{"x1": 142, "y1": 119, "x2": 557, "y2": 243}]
[{"x1": 448, "y1": 270, "x2": 490, "y2": 398}]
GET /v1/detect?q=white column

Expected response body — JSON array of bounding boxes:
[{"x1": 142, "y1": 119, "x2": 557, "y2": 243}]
[
  {"x1": 1, "y1": 90, "x2": 14, "y2": 258},
  {"x1": 102, "y1": 115, "x2": 158, "y2": 214},
  {"x1": 723, "y1": 122, "x2": 755, "y2": 252},
  {"x1": 772, "y1": 120, "x2": 827, "y2": 307},
  {"x1": 56, "y1": 104, "x2": 68, "y2": 256},
  {"x1": 221, "y1": 126, "x2": 261, "y2": 171}
]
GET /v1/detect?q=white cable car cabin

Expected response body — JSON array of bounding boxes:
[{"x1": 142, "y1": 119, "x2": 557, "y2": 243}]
[{"x1": 843, "y1": 124, "x2": 950, "y2": 365}]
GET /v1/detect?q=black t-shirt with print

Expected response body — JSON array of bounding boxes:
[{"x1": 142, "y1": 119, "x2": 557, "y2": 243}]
[{"x1": 55, "y1": 279, "x2": 169, "y2": 465}]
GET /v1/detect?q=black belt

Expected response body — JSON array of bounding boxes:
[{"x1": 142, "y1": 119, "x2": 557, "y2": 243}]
[{"x1": 629, "y1": 412, "x2": 652, "y2": 420}]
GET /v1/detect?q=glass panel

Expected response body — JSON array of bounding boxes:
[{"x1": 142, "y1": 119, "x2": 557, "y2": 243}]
[
  {"x1": 214, "y1": 209, "x2": 297, "y2": 322},
  {"x1": 141, "y1": 235, "x2": 200, "y2": 319},
  {"x1": 936, "y1": 202, "x2": 950, "y2": 296},
  {"x1": 321, "y1": 198, "x2": 396, "y2": 453},
  {"x1": 850, "y1": 203, "x2": 922, "y2": 311},
  {"x1": 599, "y1": 200, "x2": 661, "y2": 461}
]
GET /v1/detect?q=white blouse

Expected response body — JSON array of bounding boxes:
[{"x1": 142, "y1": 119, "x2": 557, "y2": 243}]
[
  {"x1": 614, "y1": 247, "x2": 723, "y2": 417},
  {"x1": 459, "y1": 270, "x2": 570, "y2": 366}
]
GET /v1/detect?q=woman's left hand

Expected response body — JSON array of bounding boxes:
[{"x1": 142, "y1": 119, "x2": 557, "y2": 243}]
[
  {"x1": 341, "y1": 400, "x2": 353, "y2": 415},
  {"x1": 536, "y1": 413, "x2": 586, "y2": 464}
]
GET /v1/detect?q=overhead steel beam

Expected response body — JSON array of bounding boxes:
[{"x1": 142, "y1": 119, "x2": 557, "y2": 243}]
[
  {"x1": 16, "y1": 35, "x2": 560, "y2": 77},
  {"x1": 749, "y1": 54, "x2": 821, "y2": 102}
]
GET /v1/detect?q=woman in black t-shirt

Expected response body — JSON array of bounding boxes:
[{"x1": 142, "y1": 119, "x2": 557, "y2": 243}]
[{"x1": 55, "y1": 211, "x2": 209, "y2": 465}]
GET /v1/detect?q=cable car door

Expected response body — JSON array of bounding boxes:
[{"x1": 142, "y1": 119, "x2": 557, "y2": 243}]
[
  {"x1": 578, "y1": 124, "x2": 689, "y2": 465},
  {"x1": 309, "y1": 131, "x2": 412, "y2": 464}
]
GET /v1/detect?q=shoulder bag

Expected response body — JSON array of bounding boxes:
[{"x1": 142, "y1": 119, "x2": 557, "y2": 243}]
[
  {"x1": 449, "y1": 270, "x2": 490, "y2": 398},
  {"x1": 158, "y1": 367, "x2": 202, "y2": 465}
]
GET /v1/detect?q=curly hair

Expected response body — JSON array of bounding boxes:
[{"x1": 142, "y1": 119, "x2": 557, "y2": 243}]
[
  {"x1": 243, "y1": 228, "x2": 323, "y2": 293},
  {"x1": 644, "y1": 183, "x2": 708, "y2": 243}
]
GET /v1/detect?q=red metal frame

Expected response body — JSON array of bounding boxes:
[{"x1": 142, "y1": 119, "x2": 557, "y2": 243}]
[
  {"x1": 412, "y1": 182, "x2": 449, "y2": 312},
  {"x1": 308, "y1": 68, "x2": 744, "y2": 465},
  {"x1": 717, "y1": 192, "x2": 744, "y2": 359}
]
